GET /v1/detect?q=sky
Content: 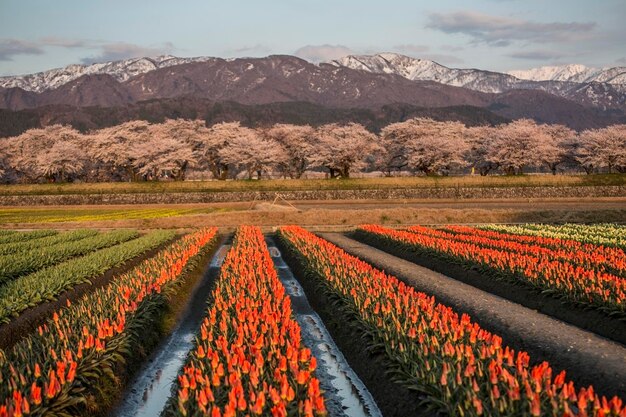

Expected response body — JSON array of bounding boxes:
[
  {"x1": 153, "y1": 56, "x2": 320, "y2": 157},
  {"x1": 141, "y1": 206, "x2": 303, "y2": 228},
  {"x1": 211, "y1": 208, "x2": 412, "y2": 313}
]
[{"x1": 0, "y1": 0, "x2": 625, "y2": 76}]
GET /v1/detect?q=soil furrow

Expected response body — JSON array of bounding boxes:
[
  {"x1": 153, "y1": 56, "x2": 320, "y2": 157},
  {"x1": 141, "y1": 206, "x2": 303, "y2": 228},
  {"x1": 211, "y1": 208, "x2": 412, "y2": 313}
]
[
  {"x1": 0, "y1": 235, "x2": 180, "y2": 350},
  {"x1": 319, "y1": 232, "x2": 626, "y2": 400}
]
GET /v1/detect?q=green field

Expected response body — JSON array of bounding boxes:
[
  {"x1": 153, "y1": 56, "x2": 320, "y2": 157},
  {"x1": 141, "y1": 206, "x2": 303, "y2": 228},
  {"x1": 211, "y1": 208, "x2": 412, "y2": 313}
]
[
  {"x1": 0, "y1": 174, "x2": 624, "y2": 196},
  {"x1": 0, "y1": 207, "x2": 228, "y2": 224}
]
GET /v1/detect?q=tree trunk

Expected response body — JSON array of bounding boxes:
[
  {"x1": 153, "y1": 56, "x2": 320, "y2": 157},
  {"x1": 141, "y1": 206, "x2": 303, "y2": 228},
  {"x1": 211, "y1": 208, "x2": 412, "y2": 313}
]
[
  {"x1": 219, "y1": 165, "x2": 229, "y2": 180},
  {"x1": 175, "y1": 161, "x2": 188, "y2": 181},
  {"x1": 548, "y1": 163, "x2": 557, "y2": 175}
]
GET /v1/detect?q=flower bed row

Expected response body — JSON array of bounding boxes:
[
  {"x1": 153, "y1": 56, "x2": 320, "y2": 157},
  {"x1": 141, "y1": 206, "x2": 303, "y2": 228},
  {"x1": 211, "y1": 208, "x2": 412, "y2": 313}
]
[
  {"x1": 0, "y1": 230, "x2": 56, "y2": 246},
  {"x1": 0, "y1": 227, "x2": 218, "y2": 417},
  {"x1": 0, "y1": 229, "x2": 140, "y2": 284},
  {"x1": 0, "y1": 229, "x2": 98, "y2": 257},
  {"x1": 442, "y1": 225, "x2": 625, "y2": 261},
  {"x1": 357, "y1": 224, "x2": 625, "y2": 317},
  {"x1": 409, "y1": 225, "x2": 626, "y2": 277},
  {"x1": 481, "y1": 224, "x2": 626, "y2": 250},
  {"x1": 278, "y1": 225, "x2": 626, "y2": 417},
  {"x1": 0, "y1": 229, "x2": 176, "y2": 324},
  {"x1": 170, "y1": 225, "x2": 326, "y2": 417}
]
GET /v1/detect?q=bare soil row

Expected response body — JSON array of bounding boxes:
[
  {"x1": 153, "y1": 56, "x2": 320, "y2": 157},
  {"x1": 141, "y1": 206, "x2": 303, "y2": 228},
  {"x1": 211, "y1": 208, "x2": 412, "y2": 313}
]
[{"x1": 314, "y1": 232, "x2": 626, "y2": 401}]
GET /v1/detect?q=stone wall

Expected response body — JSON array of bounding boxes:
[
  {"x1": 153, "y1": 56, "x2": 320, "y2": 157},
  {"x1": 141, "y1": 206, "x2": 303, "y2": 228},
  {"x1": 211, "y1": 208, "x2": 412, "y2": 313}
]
[{"x1": 1, "y1": 186, "x2": 624, "y2": 206}]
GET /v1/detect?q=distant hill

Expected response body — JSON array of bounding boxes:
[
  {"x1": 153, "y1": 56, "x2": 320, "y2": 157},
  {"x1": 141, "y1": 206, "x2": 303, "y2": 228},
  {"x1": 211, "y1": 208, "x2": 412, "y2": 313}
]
[
  {"x1": 0, "y1": 99, "x2": 511, "y2": 137},
  {"x1": 0, "y1": 54, "x2": 624, "y2": 133}
]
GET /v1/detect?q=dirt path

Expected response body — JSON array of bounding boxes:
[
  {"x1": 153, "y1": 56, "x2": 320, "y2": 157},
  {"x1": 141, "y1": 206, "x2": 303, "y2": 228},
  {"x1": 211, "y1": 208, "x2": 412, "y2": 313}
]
[
  {"x1": 319, "y1": 233, "x2": 626, "y2": 400},
  {"x1": 2, "y1": 204, "x2": 625, "y2": 231},
  {"x1": 112, "y1": 237, "x2": 226, "y2": 417},
  {"x1": 351, "y1": 230, "x2": 626, "y2": 346}
]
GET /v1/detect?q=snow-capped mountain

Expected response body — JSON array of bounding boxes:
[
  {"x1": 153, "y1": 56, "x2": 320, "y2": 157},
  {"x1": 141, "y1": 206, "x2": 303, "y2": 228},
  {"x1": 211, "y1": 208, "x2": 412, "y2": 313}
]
[
  {"x1": 0, "y1": 53, "x2": 624, "y2": 130},
  {"x1": 329, "y1": 53, "x2": 522, "y2": 94},
  {"x1": 0, "y1": 55, "x2": 216, "y2": 93},
  {"x1": 508, "y1": 64, "x2": 626, "y2": 85},
  {"x1": 330, "y1": 53, "x2": 626, "y2": 91},
  {"x1": 2, "y1": 52, "x2": 625, "y2": 108},
  {"x1": 327, "y1": 53, "x2": 626, "y2": 109},
  {"x1": 508, "y1": 64, "x2": 600, "y2": 83}
]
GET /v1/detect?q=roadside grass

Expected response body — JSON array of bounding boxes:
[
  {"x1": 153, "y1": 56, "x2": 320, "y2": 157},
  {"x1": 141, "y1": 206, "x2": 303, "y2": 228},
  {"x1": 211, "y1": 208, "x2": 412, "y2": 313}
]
[
  {"x1": 0, "y1": 207, "x2": 228, "y2": 224},
  {"x1": 0, "y1": 173, "x2": 624, "y2": 196}
]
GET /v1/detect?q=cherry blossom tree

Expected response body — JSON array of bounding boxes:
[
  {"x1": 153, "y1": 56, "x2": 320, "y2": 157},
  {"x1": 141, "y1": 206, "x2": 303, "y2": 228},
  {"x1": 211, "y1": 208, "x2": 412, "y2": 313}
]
[
  {"x1": 537, "y1": 124, "x2": 576, "y2": 175},
  {"x1": 5, "y1": 125, "x2": 86, "y2": 182},
  {"x1": 0, "y1": 141, "x2": 8, "y2": 183},
  {"x1": 464, "y1": 125, "x2": 500, "y2": 176},
  {"x1": 575, "y1": 125, "x2": 626, "y2": 173},
  {"x1": 88, "y1": 120, "x2": 152, "y2": 181},
  {"x1": 157, "y1": 119, "x2": 209, "y2": 179},
  {"x1": 309, "y1": 123, "x2": 379, "y2": 178},
  {"x1": 384, "y1": 118, "x2": 468, "y2": 176},
  {"x1": 263, "y1": 124, "x2": 316, "y2": 178},
  {"x1": 129, "y1": 134, "x2": 197, "y2": 180},
  {"x1": 37, "y1": 140, "x2": 86, "y2": 182},
  {"x1": 611, "y1": 125, "x2": 626, "y2": 173},
  {"x1": 4, "y1": 129, "x2": 53, "y2": 182},
  {"x1": 218, "y1": 133, "x2": 287, "y2": 179},
  {"x1": 195, "y1": 122, "x2": 259, "y2": 180},
  {"x1": 487, "y1": 119, "x2": 548, "y2": 175},
  {"x1": 378, "y1": 122, "x2": 413, "y2": 176}
]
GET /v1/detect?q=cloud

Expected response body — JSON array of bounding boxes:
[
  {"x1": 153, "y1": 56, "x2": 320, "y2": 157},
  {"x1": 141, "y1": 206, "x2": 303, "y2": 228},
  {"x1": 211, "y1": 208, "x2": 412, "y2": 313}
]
[
  {"x1": 508, "y1": 50, "x2": 567, "y2": 60},
  {"x1": 80, "y1": 42, "x2": 175, "y2": 64},
  {"x1": 427, "y1": 11, "x2": 596, "y2": 46},
  {"x1": 0, "y1": 37, "x2": 176, "y2": 64},
  {"x1": 617, "y1": 57, "x2": 626, "y2": 65},
  {"x1": 293, "y1": 44, "x2": 355, "y2": 63},
  {"x1": 39, "y1": 36, "x2": 87, "y2": 48},
  {"x1": 0, "y1": 39, "x2": 44, "y2": 61}
]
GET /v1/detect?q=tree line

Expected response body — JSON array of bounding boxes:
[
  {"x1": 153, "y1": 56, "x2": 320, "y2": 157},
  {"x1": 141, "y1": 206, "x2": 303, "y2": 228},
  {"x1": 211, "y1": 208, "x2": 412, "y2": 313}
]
[{"x1": 0, "y1": 118, "x2": 624, "y2": 183}]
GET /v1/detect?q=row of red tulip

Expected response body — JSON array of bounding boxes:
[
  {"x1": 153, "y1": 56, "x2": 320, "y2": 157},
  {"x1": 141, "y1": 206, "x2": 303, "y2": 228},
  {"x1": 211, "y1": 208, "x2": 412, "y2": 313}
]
[
  {"x1": 277, "y1": 225, "x2": 626, "y2": 416},
  {"x1": 357, "y1": 224, "x2": 625, "y2": 316},
  {"x1": 435, "y1": 225, "x2": 626, "y2": 275},
  {"x1": 172, "y1": 226, "x2": 326, "y2": 417},
  {"x1": 0, "y1": 227, "x2": 219, "y2": 417}
]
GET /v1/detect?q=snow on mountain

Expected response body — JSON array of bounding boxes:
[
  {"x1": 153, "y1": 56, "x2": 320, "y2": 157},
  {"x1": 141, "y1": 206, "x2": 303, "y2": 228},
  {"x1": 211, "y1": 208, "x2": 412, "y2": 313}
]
[
  {"x1": 0, "y1": 55, "x2": 215, "y2": 93},
  {"x1": 330, "y1": 53, "x2": 626, "y2": 90},
  {"x1": 330, "y1": 53, "x2": 528, "y2": 94},
  {"x1": 1, "y1": 52, "x2": 625, "y2": 111},
  {"x1": 328, "y1": 53, "x2": 626, "y2": 110},
  {"x1": 508, "y1": 64, "x2": 598, "y2": 83},
  {"x1": 508, "y1": 64, "x2": 626, "y2": 85}
]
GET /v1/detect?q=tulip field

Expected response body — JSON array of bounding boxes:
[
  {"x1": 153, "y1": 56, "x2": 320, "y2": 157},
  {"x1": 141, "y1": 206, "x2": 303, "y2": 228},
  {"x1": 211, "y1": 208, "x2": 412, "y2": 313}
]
[
  {"x1": 0, "y1": 223, "x2": 625, "y2": 417},
  {"x1": 0, "y1": 227, "x2": 218, "y2": 417},
  {"x1": 171, "y1": 226, "x2": 326, "y2": 417},
  {"x1": 354, "y1": 224, "x2": 626, "y2": 317}
]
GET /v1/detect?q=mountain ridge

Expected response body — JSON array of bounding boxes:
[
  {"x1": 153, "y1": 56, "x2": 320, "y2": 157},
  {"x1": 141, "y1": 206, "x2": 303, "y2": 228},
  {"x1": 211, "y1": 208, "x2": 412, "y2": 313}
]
[
  {"x1": 0, "y1": 54, "x2": 624, "y2": 130},
  {"x1": 330, "y1": 53, "x2": 626, "y2": 110},
  {"x1": 2, "y1": 52, "x2": 625, "y2": 95}
]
